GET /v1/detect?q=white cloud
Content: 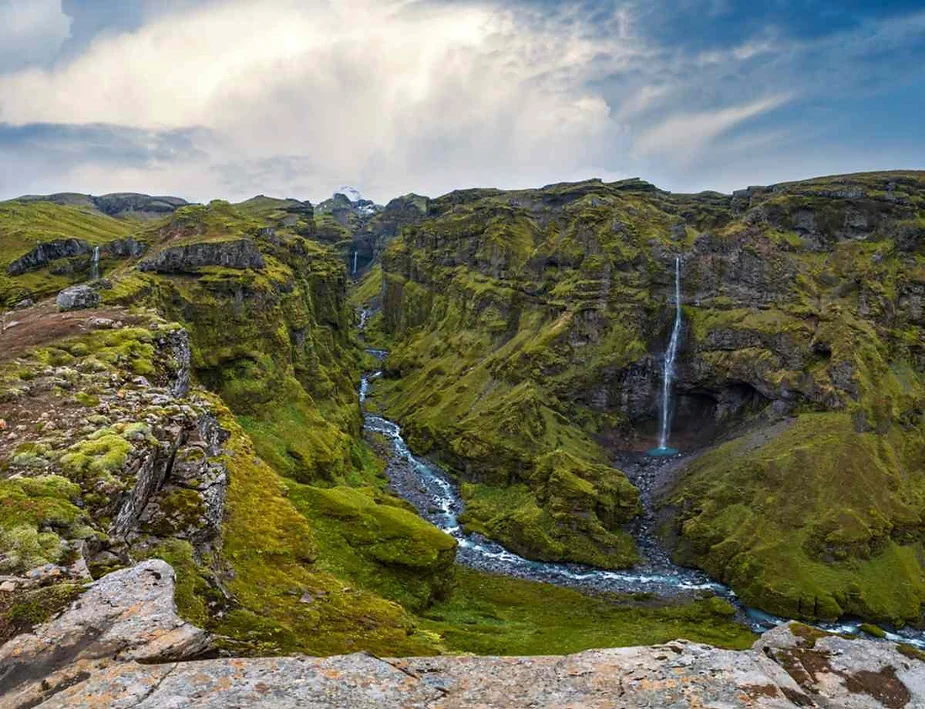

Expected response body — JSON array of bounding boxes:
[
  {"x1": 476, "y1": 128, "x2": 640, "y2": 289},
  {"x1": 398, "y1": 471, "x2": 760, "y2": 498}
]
[
  {"x1": 0, "y1": 0, "x2": 71, "y2": 72},
  {"x1": 0, "y1": 0, "x2": 640, "y2": 202},
  {"x1": 631, "y1": 95, "x2": 790, "y2": 164}
]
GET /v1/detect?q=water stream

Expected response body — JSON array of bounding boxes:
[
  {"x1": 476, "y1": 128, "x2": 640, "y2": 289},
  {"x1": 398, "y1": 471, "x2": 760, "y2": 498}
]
[{"x1": 359, "y1": 326, "x2": 925, "y2": 647}]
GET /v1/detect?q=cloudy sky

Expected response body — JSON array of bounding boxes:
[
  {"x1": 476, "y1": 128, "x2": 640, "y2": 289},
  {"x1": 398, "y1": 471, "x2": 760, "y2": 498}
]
[{"x1": 0, "y1": 0, "x2": 923, "y2": 204}]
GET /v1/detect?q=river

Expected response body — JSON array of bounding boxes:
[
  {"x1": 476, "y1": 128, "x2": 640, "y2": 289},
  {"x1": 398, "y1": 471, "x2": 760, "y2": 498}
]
[{"x1": 360, "y1": 358, "x2": 925, "y2": 648}]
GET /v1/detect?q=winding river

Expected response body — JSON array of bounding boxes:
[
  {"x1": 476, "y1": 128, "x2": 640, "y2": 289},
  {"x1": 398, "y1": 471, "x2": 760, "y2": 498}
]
[{"x1": 360, "y1": 356, "x2": 925, "y2": 648}]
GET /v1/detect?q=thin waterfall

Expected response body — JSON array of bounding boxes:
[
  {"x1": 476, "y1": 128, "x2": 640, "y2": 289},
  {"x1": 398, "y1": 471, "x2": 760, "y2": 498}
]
[
  {"x1": 352, "y1": 250, "x2": 358, "y2": 275},
  {"x1": 89, "y1": 246, "x2": 100, "y2": 281},
  {"x1": 650, "y1": 256, "x2": 682, "y2": 455}
]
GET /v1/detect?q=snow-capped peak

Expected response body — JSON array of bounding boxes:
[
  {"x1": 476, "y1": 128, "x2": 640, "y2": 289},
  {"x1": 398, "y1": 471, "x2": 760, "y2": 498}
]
[{"x1": 334, "y1": 186, "x2": 363, "y2": 203}]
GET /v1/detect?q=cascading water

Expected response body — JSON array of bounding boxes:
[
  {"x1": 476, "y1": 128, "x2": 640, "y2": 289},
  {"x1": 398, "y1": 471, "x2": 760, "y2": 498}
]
[
  {"x1": 89, "y1": 246, "x2": 101, "y2": 281},
  {"x1": 648, "y1": 256, "x2": 682, "y2": 457},
  {"x1": 352, "y1": 250, "x2": 358, "y2": 275}
]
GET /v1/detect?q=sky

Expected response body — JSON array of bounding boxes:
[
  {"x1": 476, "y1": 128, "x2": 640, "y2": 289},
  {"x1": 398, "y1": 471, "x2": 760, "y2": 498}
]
[{"x1": 0, "y1": 0, "x2": 923, "y2": 204}]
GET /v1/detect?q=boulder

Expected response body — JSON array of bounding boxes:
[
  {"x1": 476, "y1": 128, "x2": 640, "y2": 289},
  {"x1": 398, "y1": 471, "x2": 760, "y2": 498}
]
[
  {"x1": 137, "y1": 239, "x2": 265, "y2": 273},
  {"x1": 56, "y1": 285, "x2": 100, "y2": 311},
  {"x1": 0, "y1": 560, "x2": 210, "y2": 709}
]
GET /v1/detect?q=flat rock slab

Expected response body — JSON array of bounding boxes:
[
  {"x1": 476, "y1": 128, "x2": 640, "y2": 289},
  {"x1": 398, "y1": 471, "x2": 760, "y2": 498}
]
[{"x1": 24, "y1": 633, "x2": 925, "y2": 708}]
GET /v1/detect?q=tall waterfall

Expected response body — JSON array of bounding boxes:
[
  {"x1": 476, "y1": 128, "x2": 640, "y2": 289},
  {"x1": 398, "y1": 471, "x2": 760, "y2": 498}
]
[
  {"x1": 352, "y1": 250, "x2": 358, "y2": 275},
  {"x1": 89, "y1": 246, "x2": 100, "y2": 281},
  {"x1": 649, "y1": 256, "x2": 682, "y2": 456}
]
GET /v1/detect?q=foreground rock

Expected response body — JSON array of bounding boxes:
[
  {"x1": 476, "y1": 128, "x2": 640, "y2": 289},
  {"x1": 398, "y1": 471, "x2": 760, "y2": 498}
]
[
  {"x1": 3, "y1": 562, "x2": 924, "y2": 708},
  {"x1": 0, "y1": 560, "x2": 210, "y2": 709}
]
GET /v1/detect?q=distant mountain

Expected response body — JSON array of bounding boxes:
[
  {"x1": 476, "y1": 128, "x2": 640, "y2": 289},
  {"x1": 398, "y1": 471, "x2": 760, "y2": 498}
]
[{"x1": 15, "y1": 192, "x2": 189, "y2": 220}]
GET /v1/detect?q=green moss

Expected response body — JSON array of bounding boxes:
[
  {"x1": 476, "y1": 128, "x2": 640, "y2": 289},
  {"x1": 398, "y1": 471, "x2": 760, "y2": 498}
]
[
  {"x1": 74, "y1": 391, "x2": 99, "y2": 407},
  {"x1": 236, "y1": 383, "x2": 356, "y2": 484},
  {"x1": 59, "y1": 433, "x2": 133, "y2": 481},
  {"x1": 0, "y1": 476, "x2": 83, "y2": 572},
  {"x1": 859, "y1": 622, "x2": 887, "y2": 639},
  {"x1": 0, "y1": 582, "x2": 82, "y2": 643},
  {"x1": 420, "y1": 568, "x2": 756, "y2": 655},
  {"x1": 459, "y1": 478, "x2": 637, "y2": 569},
  {"x1": 898, "y1": 644, "x2": 925, "y2": 661},
  {"x1": 207, "y1": 401, "x2": 438, "y2": 656},
  {"x1": 286, "y1": 483, "x2": 456, "y2": 611}
]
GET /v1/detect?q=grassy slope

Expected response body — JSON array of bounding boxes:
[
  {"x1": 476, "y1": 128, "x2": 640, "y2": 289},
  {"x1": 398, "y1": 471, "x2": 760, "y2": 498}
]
[{"x1": 0, "y1": 200, "x2": 132, "y2": 304}]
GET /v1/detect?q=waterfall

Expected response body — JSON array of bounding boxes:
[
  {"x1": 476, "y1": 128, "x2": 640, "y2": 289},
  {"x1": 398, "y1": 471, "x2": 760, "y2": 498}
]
[
  {"x1": 352, "y1": 250, "x2": 358, "y2": 275},
  {"x1": 89, "y1": 246, "x2": 100, "y2": 281},
  {"x1": 650, "y1": 256, "x2": 682, "y2": 456}
]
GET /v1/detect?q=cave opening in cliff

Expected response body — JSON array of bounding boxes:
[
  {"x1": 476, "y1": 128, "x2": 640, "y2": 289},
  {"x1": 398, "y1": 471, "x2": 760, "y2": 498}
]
[{"x1": 634, "y1": 383, "x2": 770, "y2": 453}]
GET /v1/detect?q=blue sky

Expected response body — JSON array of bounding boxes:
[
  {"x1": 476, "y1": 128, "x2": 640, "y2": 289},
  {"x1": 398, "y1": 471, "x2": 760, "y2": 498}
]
[{"x1": 0, "y1": 0, "x2": 922, "y2": 203}]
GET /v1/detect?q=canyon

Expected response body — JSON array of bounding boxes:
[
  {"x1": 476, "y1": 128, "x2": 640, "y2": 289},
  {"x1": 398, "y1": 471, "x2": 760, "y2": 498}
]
[{"x1": 0, "y1": 172, "x2": 923, "y2": 706}]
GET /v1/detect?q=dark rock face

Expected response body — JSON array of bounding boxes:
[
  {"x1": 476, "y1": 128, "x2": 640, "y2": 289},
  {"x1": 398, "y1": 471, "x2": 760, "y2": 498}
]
[
  {"x1": 55, "y1": 284, "x2": 100, "y2": 311},
  {"x1": 7, "y1": 237, "x2": 148, "y2": 277},
  {"x1": 138, "y1": 239, "x2": 265, "y2": 273},
  {"x1": 349, "y1": 194, "x2": 431, "y2": 272},
  {"x1": 104, "y1": 237, "x2": 147, "y2": 258},
  {"x1": 7, "y1": 239, "x2": 90, "y2": 275}
]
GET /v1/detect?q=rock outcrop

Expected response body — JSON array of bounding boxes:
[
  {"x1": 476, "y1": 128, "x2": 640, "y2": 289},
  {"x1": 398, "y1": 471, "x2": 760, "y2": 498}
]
[
  {"x1": 7, "y1": 237, "x2": 147, "y2": 278},
  {"x1": 2, "y1": 560, "x2": 923, "y2": 708},
  {"x1": 7, "y1": 239, "x2": 90, "y2": 276},
  {"x1": 137, "y1": 239, "x2": 266, "y2": 273}
]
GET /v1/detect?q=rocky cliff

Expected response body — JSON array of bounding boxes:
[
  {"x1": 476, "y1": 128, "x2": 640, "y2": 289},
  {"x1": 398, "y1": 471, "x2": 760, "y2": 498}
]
[{"x1": 368, "y1": 171, "x2": 925, "y2": 623}]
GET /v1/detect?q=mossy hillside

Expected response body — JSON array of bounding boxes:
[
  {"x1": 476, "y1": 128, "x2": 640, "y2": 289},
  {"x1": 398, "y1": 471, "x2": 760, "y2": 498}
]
[
  {"x1": 372, "y1": 173, "x2": 925, "y2": 618},
  {"x1": 0, "y1": 200, "x2": 135, "y2": 305},
  {"x1": 374, "y1": 306, "x2": 642, "y2": 568},
  {"x1": 104, "y1": 201, "x2": 364, "y2": 485},
  {"x1": 371, "y1": 184, "x2": 710, "y2": 566},
  {"x1": 286, "y1": 482, "x2": 457, "y2": 611},
  {"x1": 203, "y1": 401, "x2": 443, "y2": 656},
  {"x1": 667, "y1": 413, "x2": 925, "y2": 624}
]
